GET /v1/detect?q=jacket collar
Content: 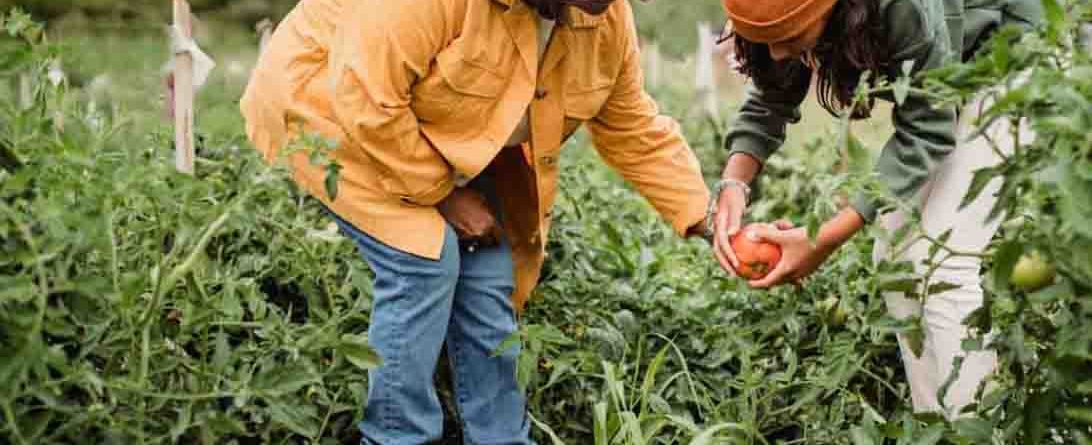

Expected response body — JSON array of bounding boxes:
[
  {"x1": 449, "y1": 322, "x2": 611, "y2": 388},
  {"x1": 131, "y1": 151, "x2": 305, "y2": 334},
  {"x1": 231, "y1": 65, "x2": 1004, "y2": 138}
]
[
  {"x1": 567, "y1": 7, "x2": 605, "y2": 28},
  {"x1": 491, "y1": 0, "x2": 604, "y2": 28}
]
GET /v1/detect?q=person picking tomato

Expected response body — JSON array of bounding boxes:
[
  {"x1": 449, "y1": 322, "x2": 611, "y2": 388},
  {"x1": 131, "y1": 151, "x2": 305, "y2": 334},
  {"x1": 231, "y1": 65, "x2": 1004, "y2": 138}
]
[
  {"x1": 711, "y1": 0, "x2": 1040, "y2": 418},
  {"x1": 241, "y1": 0, "x2": 711, "y2": 442}
]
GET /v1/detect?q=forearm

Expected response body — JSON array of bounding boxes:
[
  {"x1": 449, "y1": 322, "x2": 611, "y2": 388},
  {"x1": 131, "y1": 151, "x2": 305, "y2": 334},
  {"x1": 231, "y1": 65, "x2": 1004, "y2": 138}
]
[
  {"x1": 721, "y1": 152, "x2": 762, "y2": 183},
  {"x1": 816, "y1": 207, "x2": 866, "y2": 252}
]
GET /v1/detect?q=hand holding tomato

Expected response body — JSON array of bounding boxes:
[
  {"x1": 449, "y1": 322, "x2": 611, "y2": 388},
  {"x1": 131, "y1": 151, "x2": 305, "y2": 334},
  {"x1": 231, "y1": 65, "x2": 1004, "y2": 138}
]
[
  {"x1": 729, "y1": 223, "x2": 783, "y2": 280},
  {"x1": 745, "y1": 223, "x2": 839, "y2": 289}
]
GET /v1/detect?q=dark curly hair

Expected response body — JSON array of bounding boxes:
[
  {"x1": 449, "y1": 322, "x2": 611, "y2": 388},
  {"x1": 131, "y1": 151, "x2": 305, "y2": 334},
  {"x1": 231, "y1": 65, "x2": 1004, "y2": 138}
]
[{"x1": 727, "y1": 0, "x2": 888, "y2": 119}]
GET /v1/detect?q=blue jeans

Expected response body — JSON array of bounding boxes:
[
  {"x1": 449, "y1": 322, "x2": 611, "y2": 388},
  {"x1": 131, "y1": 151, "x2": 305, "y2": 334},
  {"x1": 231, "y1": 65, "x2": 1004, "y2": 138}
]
[{"x1": 331, "y1": 213, "x2": 533, "y2": 445}]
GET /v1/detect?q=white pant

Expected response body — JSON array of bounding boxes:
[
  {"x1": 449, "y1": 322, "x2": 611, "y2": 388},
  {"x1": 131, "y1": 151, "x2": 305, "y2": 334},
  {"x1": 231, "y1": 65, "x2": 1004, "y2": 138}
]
[{"x1": 872, "y1": 96, "x2": 1029, "y2": 417}]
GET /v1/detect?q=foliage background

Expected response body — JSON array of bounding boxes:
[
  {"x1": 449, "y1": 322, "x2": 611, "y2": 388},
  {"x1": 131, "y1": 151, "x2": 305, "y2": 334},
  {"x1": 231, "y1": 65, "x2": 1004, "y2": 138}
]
[{"x1": 0, "y1": 1, "x2": 1089, "y2": 444}]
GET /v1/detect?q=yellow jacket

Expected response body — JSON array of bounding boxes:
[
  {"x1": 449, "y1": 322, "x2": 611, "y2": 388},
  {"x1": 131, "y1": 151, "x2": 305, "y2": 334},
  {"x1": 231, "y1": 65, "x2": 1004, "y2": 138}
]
[{"x1": 240, "y1": 0, "x2": 710, "y2": 310}]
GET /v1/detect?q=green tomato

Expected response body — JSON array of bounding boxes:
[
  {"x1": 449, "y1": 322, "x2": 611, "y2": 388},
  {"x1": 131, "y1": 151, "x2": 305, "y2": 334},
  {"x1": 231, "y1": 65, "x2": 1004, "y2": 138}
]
[
  {"x1": 816, "y1": 296, "x2": 839, "y2": 314},
  {"x1": 831, "y1": 306, "x2": 849, "y2": 326},
  {"x1": 1010, "y1": 251, "x2": 1056, "y2": 292}
]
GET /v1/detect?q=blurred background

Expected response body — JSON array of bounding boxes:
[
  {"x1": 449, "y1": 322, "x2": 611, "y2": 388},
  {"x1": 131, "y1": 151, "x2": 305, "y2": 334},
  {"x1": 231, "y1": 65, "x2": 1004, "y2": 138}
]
[{"x1": 0, "y1": 0, "x2": 894, "y2": 157}]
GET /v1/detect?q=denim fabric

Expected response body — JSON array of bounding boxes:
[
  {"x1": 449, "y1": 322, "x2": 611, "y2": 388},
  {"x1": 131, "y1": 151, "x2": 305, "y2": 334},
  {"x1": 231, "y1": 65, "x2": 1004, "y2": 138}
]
[{"x1": 329, "y1": 204, "x2": 533, "y2": 445}]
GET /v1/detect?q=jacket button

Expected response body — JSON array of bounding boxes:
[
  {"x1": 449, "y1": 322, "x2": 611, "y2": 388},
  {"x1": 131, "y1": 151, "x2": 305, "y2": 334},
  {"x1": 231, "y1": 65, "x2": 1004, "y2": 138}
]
[
  {"x1": 544, "y1": 210, "x2": 553, "y2": 219},
  {"x1": 534, "y1": 88, "x2": 548, "y2": 99},
  {"x1": 453, "y1": 172, "x2": 471, "y2": 186},
  {"x1": 541, "y1": 156, "x2": 556, "y2": 167}
]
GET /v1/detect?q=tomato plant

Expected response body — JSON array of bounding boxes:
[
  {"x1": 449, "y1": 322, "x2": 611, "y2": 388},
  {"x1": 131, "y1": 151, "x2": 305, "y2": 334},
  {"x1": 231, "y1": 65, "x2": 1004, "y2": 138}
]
[{"x1": 1, "y1": 2, "x2": 1089, "y2": 444}]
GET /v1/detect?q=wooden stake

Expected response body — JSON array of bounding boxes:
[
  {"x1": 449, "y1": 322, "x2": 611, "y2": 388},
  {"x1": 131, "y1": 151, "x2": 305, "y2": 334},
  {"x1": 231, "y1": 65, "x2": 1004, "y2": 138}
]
[
  {"x1": 173, "y1": 0, "x2": 195, "y2": 174},
  {"x1": 18, "y1": 72, "x2": 32, "y2": 110},
  {"x1": 646, "y1": 42, "x2": 662, "y2": 89},
  {"x1": 256, "y1": 19, "x2": 274, "y2": 55},
  {"x1": 694, "y1": 22, "x2": 718, "y2": 121}
]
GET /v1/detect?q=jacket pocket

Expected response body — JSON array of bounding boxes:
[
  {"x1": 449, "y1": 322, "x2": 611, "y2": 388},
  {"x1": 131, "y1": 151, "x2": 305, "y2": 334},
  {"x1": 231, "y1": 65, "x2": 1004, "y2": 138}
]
[{"x1": 412, "y1": 46, "x2": 506, "y2": 123}]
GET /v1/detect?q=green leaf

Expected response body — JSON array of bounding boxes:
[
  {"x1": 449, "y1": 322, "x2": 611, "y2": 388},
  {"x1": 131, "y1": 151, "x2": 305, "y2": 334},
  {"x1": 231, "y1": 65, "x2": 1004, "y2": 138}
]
[
  {"x1": 992, "y1": 35, "x2": 1011, "y2": 72},
  {"x1": 639, "y1": 346, "x2": 670, "y2": 415},
  {"x1": 253, "y1": 364, "x2": 318, "y2": 396},
  {"x1": 878, "y1": 276, "x2": 918, "y2": 294},
  {"x1": 527, "y1": 324, "x2": 574, "y2": 346},
  {"x1": 979, "y1": 389, "x2": 1010, "y2": 411},
  {"x1": 990, "y1": 241, "x2": 1023, "y2": 293},
  {"x1": 267, "y1": 403, "x2": 320, "y2": 438},
  {"x1": 1028, "y1": 280, "x2": 1073, "y2": 305},
  {"x1": 845, "y1": 132, "x2": 871, "y2": 175},
  {"x1": 212, "y1": 332, "x2": 231, "y2": 371},
  {"x1": 593, "y1": 402, "x2": 609, "y2": 445},
  {"x1": 953, "y1": 418, "x2": 993, "y2": 442},
  {"x1": 961, "y1": 337, "x2": 984, "y2": 352},
  {"x1": 850, "y1": 426, "x2": 877, "y2": 445},
  {"x1": 517, "y1": 348, "x2": 538, "y2": 390},
  {"x1": 492, "y1": 331, "x2": 522, "y2": 358},
  {"x1": 324, "y1": 162, "x2": 341, "y2": 201},
  {"x1": 18, "y1": 410, "x2": 53, "y2": 442},
  {"x1": 914, "y1": 424, "x2": 945, "y2": 445},
  {"x1": 926, "y1": 281, "x2": 962, "y2": 297},
  {"x1": 1025, "y1": 388, "x2": 1058, "y2": 443},
  {"x1": 927, "y1": 229, "x2": 953, "y2": 262},
  {"x1": 906, "y1": 319, "x2": 926, "y2": 358},
  {"x1": 1065, "y1": 408, "x2": 1092, "y2": 424},
  {"x1": 529, "y1": 412, "x2": 569, "y2": 445},
  {"x1": 959, "y1": 167, "x2": 1000, "y2": 211},
  {"x1": 338, "y1": 334, "x2": 382, "y2": 370},
  {"x1": 688, "y1": 422, "x2": 746, "y2": 445},
  {"x1": 0, "y1": 275, "x2": 36, "y2": 304},
  {"x1": 1040, "y1": 0, "x2": 1063, "y2": 41},
  {"x1": 169, "y1": 402, "x2": 193, "y2": 442}
]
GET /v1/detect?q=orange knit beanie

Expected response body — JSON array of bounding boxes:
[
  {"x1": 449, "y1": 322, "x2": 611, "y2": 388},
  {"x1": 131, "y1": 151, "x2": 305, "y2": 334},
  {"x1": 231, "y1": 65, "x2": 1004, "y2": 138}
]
[{"x1": 722, "y1": 0, "x2": 838, "y2": 44}]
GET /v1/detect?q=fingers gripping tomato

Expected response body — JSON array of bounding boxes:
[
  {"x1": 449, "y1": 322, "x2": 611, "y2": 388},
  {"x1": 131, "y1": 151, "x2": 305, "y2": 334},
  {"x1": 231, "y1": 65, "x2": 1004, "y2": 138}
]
[{"x1": 730, "y1": 225, "x2": 782, "y2": 280}]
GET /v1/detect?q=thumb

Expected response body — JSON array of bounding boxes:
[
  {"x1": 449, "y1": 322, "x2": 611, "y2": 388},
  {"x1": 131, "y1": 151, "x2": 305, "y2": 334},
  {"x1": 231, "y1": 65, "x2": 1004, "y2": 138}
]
[
  {"x1": 747, "y1": 224, "x2": 788, "y2": 244},
  {"x1": 773, "y1": 219, "x2": 795, "y2": 230}
]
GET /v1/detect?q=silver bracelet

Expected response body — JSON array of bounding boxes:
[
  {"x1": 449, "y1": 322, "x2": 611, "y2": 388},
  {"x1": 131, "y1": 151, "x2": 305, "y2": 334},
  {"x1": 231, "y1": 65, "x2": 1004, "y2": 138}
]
[{"x1": 704, "y1": 179, "x2": 752, "y2": 240}]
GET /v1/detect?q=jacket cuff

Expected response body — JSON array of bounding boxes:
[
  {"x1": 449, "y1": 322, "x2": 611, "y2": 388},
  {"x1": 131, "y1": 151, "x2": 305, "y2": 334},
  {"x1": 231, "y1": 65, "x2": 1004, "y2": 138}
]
[
  {"x1": 672, "y1": 189, "x2": 712, "y2": 238},
  {"x1": 727, "y1": 134, "x2": 776, "y2": 164},
  {"x1": 849, "y1": 192, "x2": 880, "y2": 223}
]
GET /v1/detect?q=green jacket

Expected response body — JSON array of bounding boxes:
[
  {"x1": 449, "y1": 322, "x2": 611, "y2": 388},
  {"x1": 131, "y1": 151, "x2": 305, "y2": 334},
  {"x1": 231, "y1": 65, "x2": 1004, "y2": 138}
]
[{"x1": 726, "y1": 0, "x2": 1043, "y2": 221}]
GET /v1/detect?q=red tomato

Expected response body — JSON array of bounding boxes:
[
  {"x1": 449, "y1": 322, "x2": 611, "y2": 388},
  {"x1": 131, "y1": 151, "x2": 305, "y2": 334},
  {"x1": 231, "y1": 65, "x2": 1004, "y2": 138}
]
[{"x1": 730, "y1": 225, "x2": 782, "y2": 280}]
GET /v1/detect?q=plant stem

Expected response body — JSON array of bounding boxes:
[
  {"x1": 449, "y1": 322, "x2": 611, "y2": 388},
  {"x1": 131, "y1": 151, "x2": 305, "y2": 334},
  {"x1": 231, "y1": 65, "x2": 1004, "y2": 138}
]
[
  {"x1": 2, "y1": 401, "x2": 28, "y2": 445},
  {"x1": 105, "y1": 384, "x2": 239, "y2": 401},
  {"x1": 313, "y1": 387, "x2": 343, "y2": 444}
]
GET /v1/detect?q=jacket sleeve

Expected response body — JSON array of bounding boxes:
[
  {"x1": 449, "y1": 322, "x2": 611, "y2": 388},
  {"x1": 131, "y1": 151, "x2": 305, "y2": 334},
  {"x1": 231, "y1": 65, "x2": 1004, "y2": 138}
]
[
  {"x1": 723, "y1": 67, "x2": 812, "y2": 165},
  {"x1": 331, "y1": 0, "x2": 455, "y2": 206},
  {"x1": 584, "y1": 3, "x2": 710, "y2": 236},
  {"x1": 849, "y1": 0, "x2": 958, "y2": 221}
]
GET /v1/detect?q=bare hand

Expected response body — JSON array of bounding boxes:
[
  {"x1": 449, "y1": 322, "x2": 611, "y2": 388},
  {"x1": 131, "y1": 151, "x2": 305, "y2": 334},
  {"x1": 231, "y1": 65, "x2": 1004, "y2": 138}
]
[
  {"x1": 437, "y1": 188, "x2": 502, "y2": 248},
  {"x1": 712, "y1": 185, "x2": 747, "y2": 276},
  {"x1": 746, "y1": 222, "x2": 835, "y2": 289}
]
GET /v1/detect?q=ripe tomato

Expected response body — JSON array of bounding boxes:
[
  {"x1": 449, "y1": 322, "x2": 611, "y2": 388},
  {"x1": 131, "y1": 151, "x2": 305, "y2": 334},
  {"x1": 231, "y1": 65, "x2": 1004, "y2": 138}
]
[
  {"x1": 730, "y1": 224, "x2": 782, "y2": 280},
  {"x1": 1010, "y1": 251, "x2": 1055, "y2": 292}
]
